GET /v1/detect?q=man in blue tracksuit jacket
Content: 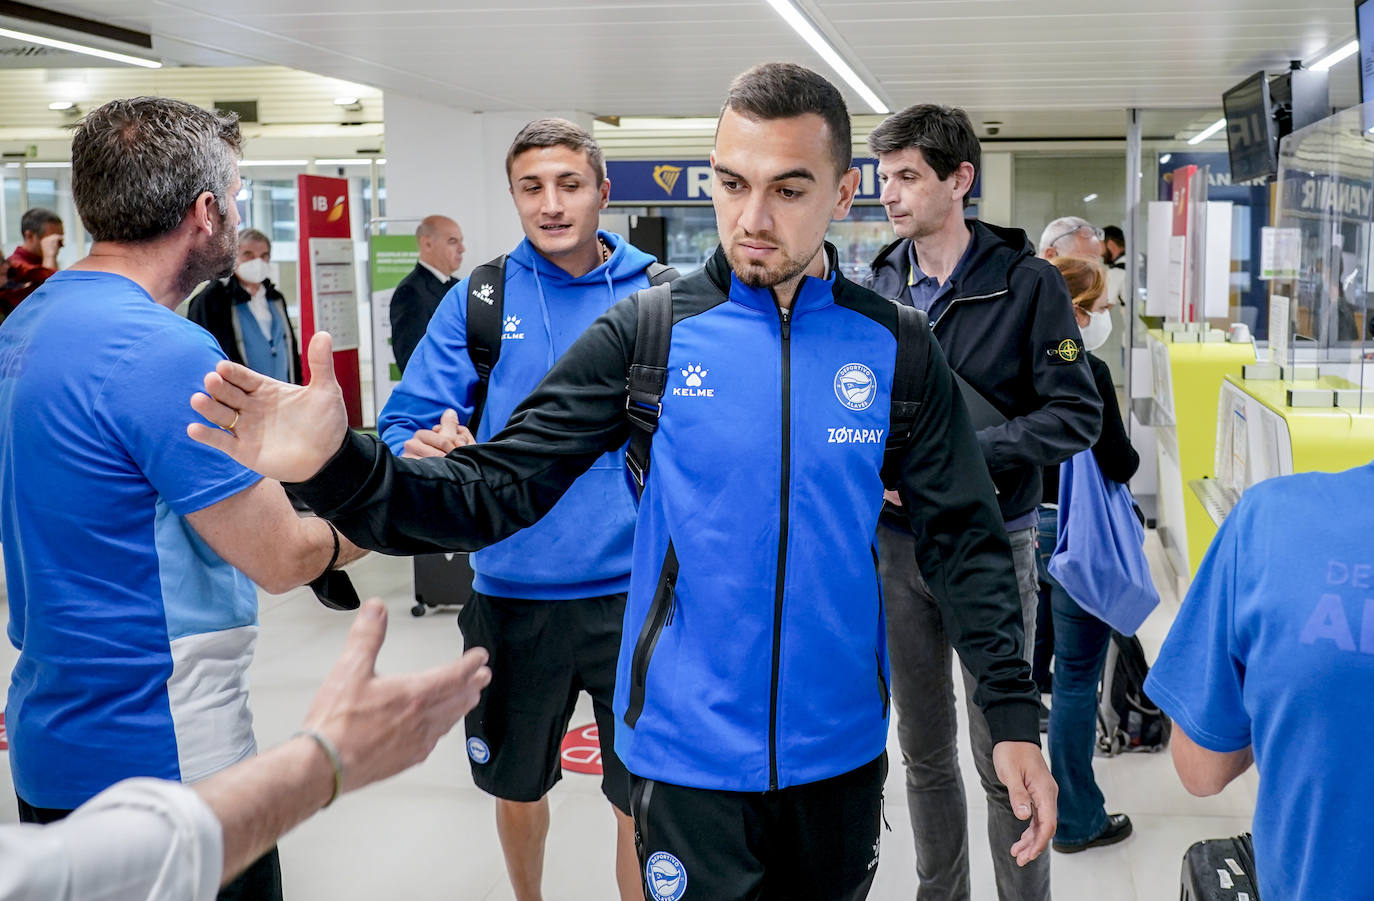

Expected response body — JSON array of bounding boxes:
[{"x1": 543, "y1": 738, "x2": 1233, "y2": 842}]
[
  {"x1": 190, "y1": 64, "x2": 1056, "y2": 901},
  {"x1": 377, "y1": 119, "x2": 665, "y2": 901}
]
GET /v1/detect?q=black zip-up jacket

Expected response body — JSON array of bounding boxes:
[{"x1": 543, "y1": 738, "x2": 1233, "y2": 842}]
[
  {"x1": 866, "y1": 220, "x2": 1102, "y2": 526},
  {"x1": 291, "y1": 246, "x2": 1041, "y2": 789}
]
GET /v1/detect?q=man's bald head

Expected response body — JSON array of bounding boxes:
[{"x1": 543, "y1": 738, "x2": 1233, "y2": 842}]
[{"x1": 416, "y1": 215, "x2": 464, "y2": 276}]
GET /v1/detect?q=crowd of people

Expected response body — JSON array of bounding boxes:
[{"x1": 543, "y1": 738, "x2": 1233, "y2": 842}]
[{"x1": 0, "y1": 59, "x2": 1350, "y2": 901}]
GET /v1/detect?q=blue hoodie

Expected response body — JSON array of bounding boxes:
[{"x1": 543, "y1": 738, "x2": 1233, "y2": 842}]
[{"x1": 378, "y1": 231, "x2": 657, "y2": 600}]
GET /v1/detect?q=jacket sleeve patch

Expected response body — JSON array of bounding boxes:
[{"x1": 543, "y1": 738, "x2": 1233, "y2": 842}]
[{"x1": 1042, "y1": 338, "x2": 1085, "y2": 365}]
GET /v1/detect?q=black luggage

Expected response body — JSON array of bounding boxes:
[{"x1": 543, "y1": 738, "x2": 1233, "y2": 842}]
[
  {"x1": 410, "y1": 552, "x2": 474, "y2": 617},
  {"x1": 1098, "y1": 631, "x2": 1172, "y2": 755},
  {"x1": 1180, "y1": 833, "x2": 1260, "y2": 900}
]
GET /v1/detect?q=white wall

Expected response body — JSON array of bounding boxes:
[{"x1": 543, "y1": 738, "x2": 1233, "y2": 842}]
[{"x1": 382, "y1": 93, "x2": 593, "y2": 271}]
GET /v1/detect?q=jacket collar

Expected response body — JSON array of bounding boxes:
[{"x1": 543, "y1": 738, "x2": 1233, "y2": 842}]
[
  {"x1": 705, "y1": 243, "x2": 840, "y2": 316},
  {"x1": 871, "y1": 219, "x2": 1036, "y2": 301}
]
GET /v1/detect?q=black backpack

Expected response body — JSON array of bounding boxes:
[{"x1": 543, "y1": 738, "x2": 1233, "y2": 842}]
[
  {"x1": 1098, "y1": 631, "x2": 1172, "y2": 755},
  {"x1": 462, "y1": 254, "x2": 678, "y2": 432},
  {"x1": 623, "y1": 286, "x2": 932, "y2": 496}
]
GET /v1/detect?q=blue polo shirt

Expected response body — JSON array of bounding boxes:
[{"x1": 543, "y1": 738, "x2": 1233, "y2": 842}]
[
  {"x1": 0, "y1": 270, "x2": 263, "y2": 809},
  {"x1": 906, "y1": 224, "x2": 975, "y2": 322},
  {"x1": 1146, "y1": 464, "x2": 1374, "y2": 900}
]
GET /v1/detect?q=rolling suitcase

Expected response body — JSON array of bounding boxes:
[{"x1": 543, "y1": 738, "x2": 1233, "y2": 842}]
[
  {"x1": 410, "y1": 552, "x2": 474, "y2": 617},
  {"x1": 1180, "y1": 833, "x2": 1259, "y2": 900}
]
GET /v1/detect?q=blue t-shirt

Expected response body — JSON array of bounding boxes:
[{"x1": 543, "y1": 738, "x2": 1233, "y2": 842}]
[
  {"x1": 0, "y1": 270, "x2": 263, "y2": 809},
  {"x1": 1146, "y1": 464, "x2": 1374, "y2": 900}
]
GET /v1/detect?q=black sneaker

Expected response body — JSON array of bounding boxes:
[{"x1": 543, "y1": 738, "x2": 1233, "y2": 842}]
[{"x1": 1052, "y1": 814, "x2": 1133, "y2": 853}]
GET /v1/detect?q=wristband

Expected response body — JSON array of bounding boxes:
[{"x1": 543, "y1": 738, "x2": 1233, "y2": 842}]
[
  {"x1": 315, "y1": 521, "x2": 341, "y2": 583},
  {"x1": 294, "y1": 729, "x2": 344, "y2": 808}
]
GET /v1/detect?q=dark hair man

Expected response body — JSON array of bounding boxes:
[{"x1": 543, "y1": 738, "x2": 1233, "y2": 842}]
[
  {"x1": 188, "y1": 227, "x2": 302, "y2": 383},
  {"x1": 189, "y1": 64, "x2": 1056, "y2": 900},
  {"x1": 865, "y1": 104, "x2": 1102, "y2": 900},
  {"x1": 1102, "y1": 224, "x2": 1126, "y2": 265},
  {"x1": 377, "y1": 118, "x2": 672, "y2": 901},
  {"x1": 389, "y1": 215, "x2": 464, "y2": 372},
  {"x1": 1, "y1": 207, "x2": 63, "y2": 312},
  {"x1": 0, "y1": 97, "x2": 366, "y2": 901}
]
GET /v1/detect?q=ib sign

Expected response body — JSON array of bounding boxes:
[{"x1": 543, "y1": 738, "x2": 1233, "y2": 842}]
[
  {"x1": 311, "y1": 193, "x2": 347, "y2": 222},
  {"x1": 607, "y1": 158, "x2": 979, "y2": 204}
]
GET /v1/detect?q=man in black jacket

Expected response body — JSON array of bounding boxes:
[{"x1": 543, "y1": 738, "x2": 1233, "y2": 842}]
[
  {"x1": 389, "y1": 215, "x2": 463, "y2": 372},
  {"x1": 187, "y1": 228, "x2": 301, "y2": 385},
  {"x1": 865, "y1": 104, "x2": 1102, "y2": 901}
]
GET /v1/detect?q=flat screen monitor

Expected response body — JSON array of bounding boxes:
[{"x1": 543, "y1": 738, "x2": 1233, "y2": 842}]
[
  {"x1": 1358, "y1": 0, "x2": 1374, "y2": 130},
  {"x1": 1223, "y1": 71, "x2": 1277, "y2": 184}
]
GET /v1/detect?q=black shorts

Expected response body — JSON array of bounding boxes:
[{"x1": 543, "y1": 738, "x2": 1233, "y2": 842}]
[
  {"x1": 458, "y1": 590, "x2": 630, "y2": 813},
  {"x1": 630, "y1": 754, "x2": 887, "y2": 901}
]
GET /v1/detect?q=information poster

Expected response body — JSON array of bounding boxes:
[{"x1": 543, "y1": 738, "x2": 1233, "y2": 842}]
[
  {"x1": 297, "y1": 174, "x2": 362, "y2": 426},
  {"x1": 1259, "y1": 227, "x2": 1300, "y2": 280},
  {"x1": 369, "y1": 233, "x2": 420, "y2": 414},
  {"x1": 308, "y1": 238, "x2": 359, "y2": 352}
]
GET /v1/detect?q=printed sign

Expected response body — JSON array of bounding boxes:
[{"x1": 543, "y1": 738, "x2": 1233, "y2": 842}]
[
  {"x1": 1259, "y1": 227, "x2": 1300, "y2": 280},
  {"x1": 369, "y1": 232, "x2": 420, "y2": 413},
  {"x1": 606, "y1": 158, "x2": 980, "y2": 204},
  {"x1": 297, "y1": 174, "x2": 362, "y2": 426}
]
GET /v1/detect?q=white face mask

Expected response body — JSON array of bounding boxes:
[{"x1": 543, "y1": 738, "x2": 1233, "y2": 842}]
[
  {"x1": 1080, "y1": 308, "x2": 1113, "y2": 352},
  {"x1": 236, "y1": 257, "x2": 272, "y2": 285}
]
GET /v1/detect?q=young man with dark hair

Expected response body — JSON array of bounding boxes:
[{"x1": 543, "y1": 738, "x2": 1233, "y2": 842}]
[
  {"x1": 378, "y1": 117, "x2": 668, "y2": 901},
  {"x1": 0, "y1": 97, "x2": 367, "y2": 901},
  {"x1": 1, "y1": 207, "x2": 63, "y2": 313},
  {"x1": 190, "y1": 64, "x2": 1056, "y2": 901},
  {"x1": 1102, "y1": 224, "x2": 1126, "y2": 265},
  {"x1": 866, "y1": 103, "x2": 1103, "y2": 901}
]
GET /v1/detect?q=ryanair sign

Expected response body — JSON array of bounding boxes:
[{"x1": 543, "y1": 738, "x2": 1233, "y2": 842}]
[{"x1": 606, "y1": 158, "x2": 980, "y2": 204}]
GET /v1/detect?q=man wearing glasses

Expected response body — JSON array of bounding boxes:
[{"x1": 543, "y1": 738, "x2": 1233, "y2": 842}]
[
  {"x1": 865, "y1": 105, "x2": 1102, "y2": 901},
  {"x1": 1038, "y1": 217, "x2": 1106, "y2": 261}
]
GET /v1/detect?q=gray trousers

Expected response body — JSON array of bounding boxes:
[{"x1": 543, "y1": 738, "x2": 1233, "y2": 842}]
[{"x1": 878, "y1": 523, "x2": 1049, "y2": 901}]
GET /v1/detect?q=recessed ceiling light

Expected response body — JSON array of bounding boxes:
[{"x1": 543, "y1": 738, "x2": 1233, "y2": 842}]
[
  {"x1": 0, "y1": 26, "x2": 159, "y2": 68},
  {"x1": 1187, "y1": 118, "x2": 1227, "y2": 145},
  {"x1": 48, "y1": 101, "x2": 76, "y2": 111},
  {"x1": 1160, "y1": 153, "x2": 1173, "y2": 164},
  {"x1": 1083, "y1": 193, "x2": 1098, "y2": 203},
  {"x1": 333, "y1": 97, "x2": 360, "y2": 106},
  {"x1": 1310, "y1": 40, "x2": 1358, "y2": 72},
  {"x1": 762, "y1": 0, "x2": 889, "y2": 114}
]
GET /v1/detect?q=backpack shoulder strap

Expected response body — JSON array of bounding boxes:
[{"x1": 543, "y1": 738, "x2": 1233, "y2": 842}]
[
  {"x1": 624, "y1": 282, "x2": 674, "y2": 496},
  {"x1": 645, "y1": 261, "x2": 679, "y2": 286},
  {"x1": 882, "y1": 303, "x2": 931, "y2": 489},
  {"x1": 464, "y1": 254, "x2": 507, "y2": 434}
]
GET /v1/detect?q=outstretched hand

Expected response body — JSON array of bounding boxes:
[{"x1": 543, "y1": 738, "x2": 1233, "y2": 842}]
[
  {"x1": 993, "y1": 740, "x2": 1058, "y2": 866},
  {"x1": 189, "y1": 331, "x2": 349, "y2": 484},
  {"x1": 303, "y1": 599, "x2": 491, "y2": 794}
]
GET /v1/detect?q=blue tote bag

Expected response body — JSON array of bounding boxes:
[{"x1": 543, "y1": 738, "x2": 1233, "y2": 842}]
[{"x1": 1047, "y1": 449, "x2": 1159, "y2": 636}]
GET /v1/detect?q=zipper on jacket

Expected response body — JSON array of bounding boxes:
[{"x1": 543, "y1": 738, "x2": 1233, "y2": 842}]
[
  {"x1": 872, "y1": 545, "x2": 890, "y2": 719},
  {"x1": 769, "y1": 305, "x2": 792, "y2": 790},
  {"x1": 930, "y1": 289, "x2": 1009, "y2": 330},
  {"x1": 623, "y1": 542, "x2": 679, "y2": 729}
]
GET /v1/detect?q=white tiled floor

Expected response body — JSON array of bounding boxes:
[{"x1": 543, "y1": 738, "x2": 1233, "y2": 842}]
[{"x1": 0, "y1": 533, "x2": 1257, "y2": 900}]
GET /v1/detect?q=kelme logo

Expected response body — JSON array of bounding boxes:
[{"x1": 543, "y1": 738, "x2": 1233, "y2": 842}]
[{"x1": 834, "y1": 362, "x2": 877, "y2": 411}]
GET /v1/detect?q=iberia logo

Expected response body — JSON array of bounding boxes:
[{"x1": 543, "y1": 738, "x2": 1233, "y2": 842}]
[
  {"x1": 326, "y1": 195, "x2": 346, "y2": 223},
  {"x1": 653, "y1": 165, "x2": 683, "y2": 196},
  {"x1": 1056, "y1": 339, "x2": 1080, "y2": 362}
]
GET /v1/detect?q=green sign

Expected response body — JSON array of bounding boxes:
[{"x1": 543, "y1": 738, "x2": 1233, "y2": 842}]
[{"x1": 369, "y1": 234, "x2": 419, "y2": 409}]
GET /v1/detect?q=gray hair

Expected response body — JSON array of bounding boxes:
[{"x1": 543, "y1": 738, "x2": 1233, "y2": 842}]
[
  {"x1": 20, "y1": 207, "x2": 61, "y2": 237},
  {"x1": 238, "y1": 227, "x2": 270, "y2": 247},
  {"x1": 1038, "y1": 216, "x2": 1099, "y2": 256},
  {"x1": 71, "y1": 96, "x2": 242, "y2": 243}
]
